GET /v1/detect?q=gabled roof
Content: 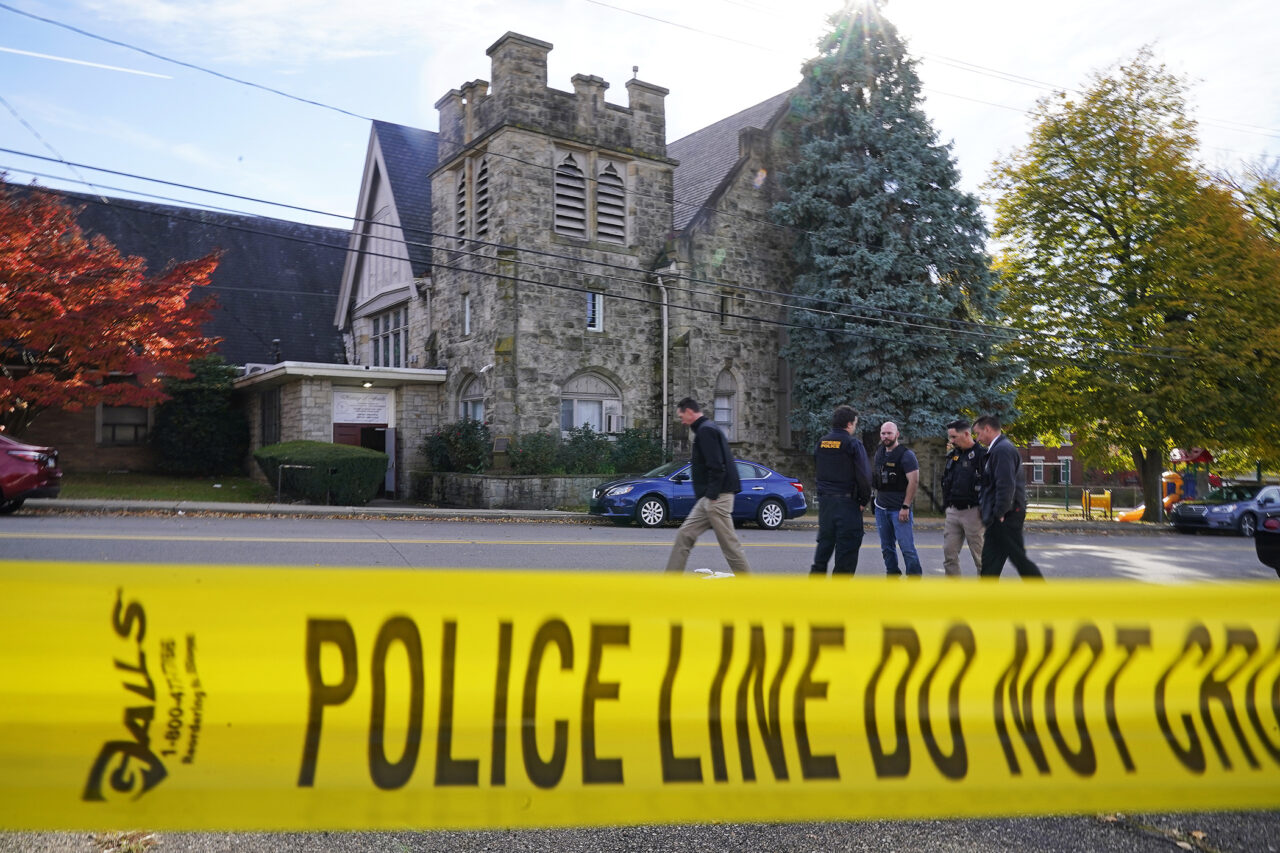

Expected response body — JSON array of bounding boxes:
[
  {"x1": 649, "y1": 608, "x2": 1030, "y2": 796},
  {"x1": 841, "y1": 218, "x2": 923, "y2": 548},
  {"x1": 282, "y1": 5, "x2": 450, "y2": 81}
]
[
  {"x1": 371, "y1": 120, "x2": 438, "y2": 276},
  {"x1": 39, "y1": 188, "x2": 349, "y2": 366},
  {"x1": 668, "y1": 90, "x2": 793, "y2": 232}
]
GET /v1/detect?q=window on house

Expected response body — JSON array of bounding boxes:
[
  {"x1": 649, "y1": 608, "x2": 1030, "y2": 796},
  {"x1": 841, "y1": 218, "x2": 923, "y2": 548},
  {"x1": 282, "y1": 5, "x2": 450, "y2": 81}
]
[
  {"x1": 1060, "y1": 457, "x2": 1072, "y2": 485},
  {"x1": 463, "y1": 294, "x2": 472, "y2": 336},
  {"x1": 560, "y1": 373, "x2": 621, "y2": 434},
  {"x1": 371, "y1": 307, "x2": 407, "y2": 368},
  {"x1": 474, "y1": 157, "x2": 490, "y2": 238},
  {"x1": 1030, "y1": 458, "x2": 1045, "y2": 484},
  {"x1": 596, "y1": 161, "x2": 626, "y2": 243},
  {"x1": 260, "y1": 387, "x2": 281, "y2": 447},
  {"x1": 554, "y1": 153, "x2": 587, "y2": 238},
  {"x1": 459, "y1": 375, "x2": 484, "y2": 423},
  {"x1": 454, "y1": 166, "x2": 467, "y2": 247},
  {"x1": 714, "y1": 370, "x2": 737, "y2": 442},
  {"x1": 586, "y1": 291, "x2": 603, "y2": 332},
  {"x1": 100, "y1": 404, "x2": 149, "y2": 446}
]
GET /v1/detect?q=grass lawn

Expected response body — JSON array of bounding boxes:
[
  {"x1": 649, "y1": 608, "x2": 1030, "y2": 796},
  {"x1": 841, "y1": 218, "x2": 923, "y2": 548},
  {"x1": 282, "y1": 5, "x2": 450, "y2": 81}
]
[{"x1": 61, "y1": 472, "x2": 276, "y2": 503}]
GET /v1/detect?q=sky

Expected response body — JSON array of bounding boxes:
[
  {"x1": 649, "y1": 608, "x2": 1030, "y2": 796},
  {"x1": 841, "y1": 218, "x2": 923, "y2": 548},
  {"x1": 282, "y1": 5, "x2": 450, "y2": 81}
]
[{"x1": 2, "y1": 0, "x2": 1278, "y2": 231}]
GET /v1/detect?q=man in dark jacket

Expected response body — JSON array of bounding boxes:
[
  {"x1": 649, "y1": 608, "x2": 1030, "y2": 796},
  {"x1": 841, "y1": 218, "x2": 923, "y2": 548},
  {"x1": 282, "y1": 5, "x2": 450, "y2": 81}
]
[
  {"x1": 973, "y1": 414, "x2": 1043, "y2": 579},
  {"x1": 664, "y1": 397, "x2": 750, "y2": 576},
  {"x1": 811, "y1": 405, "x2": 871, "y2": 576}
]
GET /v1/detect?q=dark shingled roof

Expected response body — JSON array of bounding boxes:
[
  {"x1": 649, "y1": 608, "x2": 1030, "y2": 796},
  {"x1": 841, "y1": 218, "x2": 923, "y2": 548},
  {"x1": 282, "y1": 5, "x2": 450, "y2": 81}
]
[
  {"x1": 668, "y1": 90, "x2": 793, "y2": 232},
  {"x1": 372, "y1": 121, "x2": 438, "y2": 276},
  {"x1": 30, "y1": 187, "x2": 349, "y2": 367}
]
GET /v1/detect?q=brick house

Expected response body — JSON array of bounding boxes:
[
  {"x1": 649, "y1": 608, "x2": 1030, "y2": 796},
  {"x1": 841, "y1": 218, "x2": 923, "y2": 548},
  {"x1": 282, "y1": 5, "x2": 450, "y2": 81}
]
[{"x1": 14, "y1": 191, "x2": 357, "y2": 474}]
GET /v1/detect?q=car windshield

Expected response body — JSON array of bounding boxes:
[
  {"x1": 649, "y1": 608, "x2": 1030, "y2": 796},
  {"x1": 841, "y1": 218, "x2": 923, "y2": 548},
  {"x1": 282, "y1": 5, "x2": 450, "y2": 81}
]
[
  {"x1": 1203, "y1": 484, "x2": 1263, "y2": 502},
  {"x1": 643, "y1": 460, "x2": 688, "y2": 478}
]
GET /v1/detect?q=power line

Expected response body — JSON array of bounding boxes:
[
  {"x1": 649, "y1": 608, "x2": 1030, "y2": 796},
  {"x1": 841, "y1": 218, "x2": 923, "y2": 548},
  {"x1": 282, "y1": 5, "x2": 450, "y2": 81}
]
[
  {"x1": 4, "y1": 167, "x2": 1202, "y2": 367},
  {"x1": 7, "y1": 154, "x2": 1155, "y2": 359},
  {"x1": 0, "y1": 1, "x2": 373, "y2": 122}
]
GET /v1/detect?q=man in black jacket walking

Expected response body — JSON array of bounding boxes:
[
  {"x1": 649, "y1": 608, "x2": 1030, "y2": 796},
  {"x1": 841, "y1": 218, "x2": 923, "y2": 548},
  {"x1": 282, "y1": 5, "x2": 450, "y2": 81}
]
[
  {"x1": 811, "y1": 405, "x2": 871, "y2": 576},
  {"x1": 973, "y1": 414, "x2": 1043, "y2": 579},
  {"x1": 664, "y1": 397, "x2": 750, "y2": 576}
]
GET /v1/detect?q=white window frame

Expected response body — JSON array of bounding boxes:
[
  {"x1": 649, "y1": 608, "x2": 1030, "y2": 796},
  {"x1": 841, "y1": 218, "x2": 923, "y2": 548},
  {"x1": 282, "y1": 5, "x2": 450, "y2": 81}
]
[
  {"x1": 1060, "y1": 457, "x2": 1072, "y2": 485},
  {"x1": 560, "y1": 373, "x2": 621, "y2": 436},
  {"x1": 459, "y1": 376, "x2": 485, "y2": 423},
  {"x1": 586, "y1": 290, "x2": 604, "y2": 332},
  {"x1": 463, "y1": 294, "x2": 472, "y2": 337},
  {"x1": 1030, "y1": 457, "x2": 1045, "y2": 484},
  {"x1": 371, "y1": 306, "x2": 407, "y2": 368},
  {"x1": 714, "y1": 370, "x2": 738, "y2": 442}
]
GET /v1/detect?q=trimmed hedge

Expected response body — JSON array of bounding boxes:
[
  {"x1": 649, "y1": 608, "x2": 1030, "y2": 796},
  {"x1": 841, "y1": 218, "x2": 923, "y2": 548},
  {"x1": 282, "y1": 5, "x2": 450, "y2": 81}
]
[{"x1": 253, "y1": 441, "x2": 388, "y2": 506}]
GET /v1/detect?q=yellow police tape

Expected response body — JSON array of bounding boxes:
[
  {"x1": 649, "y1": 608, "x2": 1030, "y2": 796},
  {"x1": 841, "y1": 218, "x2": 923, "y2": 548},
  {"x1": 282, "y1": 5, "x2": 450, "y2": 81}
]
[{"x1": 1, "y1": 560, "x2": 1278, "y2": 831}]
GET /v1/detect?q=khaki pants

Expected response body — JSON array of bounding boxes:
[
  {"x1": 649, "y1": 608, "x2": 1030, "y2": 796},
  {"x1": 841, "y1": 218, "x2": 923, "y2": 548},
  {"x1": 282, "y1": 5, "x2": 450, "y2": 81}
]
[
  {"x1": 664, "y1": 493, "x2": 751, "y2": 574},
  {"x1": 943, "y1": 506, "x2": 985, "y2": 577}
]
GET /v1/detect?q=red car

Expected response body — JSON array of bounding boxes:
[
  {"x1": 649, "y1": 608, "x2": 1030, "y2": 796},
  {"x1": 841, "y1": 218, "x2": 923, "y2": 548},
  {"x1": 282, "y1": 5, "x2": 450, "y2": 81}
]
[{"x1": 0, "y1": 433, "x2": 62, "y2": 514}]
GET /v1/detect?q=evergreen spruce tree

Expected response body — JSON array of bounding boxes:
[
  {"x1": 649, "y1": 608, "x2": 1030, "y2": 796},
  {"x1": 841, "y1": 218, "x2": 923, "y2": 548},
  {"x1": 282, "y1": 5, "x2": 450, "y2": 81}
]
[{"x1": 773, "y1": 1, "x2": 1011, "y2": 441}]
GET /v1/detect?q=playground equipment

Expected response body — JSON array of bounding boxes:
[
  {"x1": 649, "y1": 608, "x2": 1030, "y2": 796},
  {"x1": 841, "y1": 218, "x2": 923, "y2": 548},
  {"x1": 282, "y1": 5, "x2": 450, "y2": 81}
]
[
  {"x1": 1082, "y1": 489, "x2": 1113, "y2": 520},
  {"x1": 1117, "y1": 471, "x2": 1185, "y2": 522}
]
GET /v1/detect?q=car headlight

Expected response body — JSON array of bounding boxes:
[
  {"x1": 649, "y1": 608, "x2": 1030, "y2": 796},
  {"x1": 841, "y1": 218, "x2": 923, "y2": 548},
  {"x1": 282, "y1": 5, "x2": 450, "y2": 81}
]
[
  {"x1": 606, "y1": 485, "x2": 634, "y2": 497},
  {"x1": 1209, "y1": 503, "x2": 1237, "y2": 513}
]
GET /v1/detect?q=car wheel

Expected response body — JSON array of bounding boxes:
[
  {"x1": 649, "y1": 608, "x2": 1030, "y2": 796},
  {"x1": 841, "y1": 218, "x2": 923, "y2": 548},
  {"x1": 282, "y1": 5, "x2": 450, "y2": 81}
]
[
  {"x1": 0, "y1": 498, "x2": 25, "y2": 515},
  {"x1": 1173, "y1": 525, "x2": 1195, "y2": 534},
  {"x1": 1239, "y1": 513, "x2": 1258, "y2": 538},
  {"x1": 635, "y1": 496, "x2": 668, "y2": 528},
  {"x1": 757, "y1": 499, "x2": 786, "y2": 530}
]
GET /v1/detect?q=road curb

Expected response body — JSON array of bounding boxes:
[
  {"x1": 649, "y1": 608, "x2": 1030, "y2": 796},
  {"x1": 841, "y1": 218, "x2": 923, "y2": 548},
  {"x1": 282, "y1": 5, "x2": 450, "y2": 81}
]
[{"x1": 22, "y1": 498, "x2": 1176, "y2": 535}]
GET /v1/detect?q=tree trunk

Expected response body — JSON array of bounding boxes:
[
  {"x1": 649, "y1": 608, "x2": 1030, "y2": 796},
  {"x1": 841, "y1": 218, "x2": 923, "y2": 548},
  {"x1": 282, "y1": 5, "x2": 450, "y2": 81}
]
[{"x1": 1134, "y1": 445, "x2": 1166, "y2": 522}]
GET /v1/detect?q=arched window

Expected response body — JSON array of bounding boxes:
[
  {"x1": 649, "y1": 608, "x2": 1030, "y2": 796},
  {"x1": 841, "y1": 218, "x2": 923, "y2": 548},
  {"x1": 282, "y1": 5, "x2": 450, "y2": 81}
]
[
  {"x1": 560, "y1": 373, "x2": 622, "y2": 434},
  {"x1": 554, "y1": 153, "x2": 587, "y2": 238},
  {"x1": 596, "y1": 161, "x2": 626, "y2": 243},
  {"x1": 454, "y1": 166, "x2": 467, "y2": 247},
  {"x1": 714, "y1": 370, "x2": 738, "y2": 442},
  {"x1": 474, "y1": 157, "x2": 490, "y2": 238},
  {"x1": 459, "y1": 375, "x2": 485, "y2": 422}
]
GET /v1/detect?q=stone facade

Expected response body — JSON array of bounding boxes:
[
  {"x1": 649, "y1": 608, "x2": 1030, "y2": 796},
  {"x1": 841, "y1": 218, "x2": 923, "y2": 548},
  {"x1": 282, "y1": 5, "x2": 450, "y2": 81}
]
[
  {"x1": 423, "y1": 32, "x2": 806, "y2": 479},
  {"x1": 414, "y1": 471, "x2": 602, "y2": 511}
]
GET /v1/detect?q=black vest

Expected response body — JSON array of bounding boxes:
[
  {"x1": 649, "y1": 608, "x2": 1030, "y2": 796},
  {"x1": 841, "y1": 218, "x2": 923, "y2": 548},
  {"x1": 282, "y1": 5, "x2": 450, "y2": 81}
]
[{"x1": 873, "y1": 444, "x2": 909, "y2": 492}]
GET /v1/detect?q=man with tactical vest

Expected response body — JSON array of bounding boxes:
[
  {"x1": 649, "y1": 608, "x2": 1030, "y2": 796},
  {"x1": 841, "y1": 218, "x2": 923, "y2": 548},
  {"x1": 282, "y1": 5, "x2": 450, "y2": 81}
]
[
  {"x1": 941, "y1": 418, "x2": 987, "y2": 576},
  {"x1": 872, "y1": 421, "x2": 922, "y2": 576},
  {"x1": 810, "y1": 405, "x2": 871, "y2": 576}
]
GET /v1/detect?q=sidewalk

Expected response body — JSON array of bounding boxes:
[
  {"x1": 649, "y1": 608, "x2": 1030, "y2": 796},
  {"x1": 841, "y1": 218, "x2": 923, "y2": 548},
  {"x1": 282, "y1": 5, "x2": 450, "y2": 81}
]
[{"x1": 23, "y1": 497, "x2": 1172, "y2": 535}]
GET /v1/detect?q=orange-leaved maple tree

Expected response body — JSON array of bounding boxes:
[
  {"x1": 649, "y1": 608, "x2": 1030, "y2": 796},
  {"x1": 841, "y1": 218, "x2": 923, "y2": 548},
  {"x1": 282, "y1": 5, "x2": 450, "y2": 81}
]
[{"x1": 0, "y1": 179, "x2": 221, "y2": 436}]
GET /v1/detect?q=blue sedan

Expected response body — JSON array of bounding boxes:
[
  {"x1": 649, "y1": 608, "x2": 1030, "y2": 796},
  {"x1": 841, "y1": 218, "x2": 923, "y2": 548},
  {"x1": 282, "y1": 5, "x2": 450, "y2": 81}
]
[
  {"x1": 1169, "y1": 482, "x2": 1280, "y2": 536},
  {"x1": 589, "y1": 459, "x2": 807, "y2": 529}
]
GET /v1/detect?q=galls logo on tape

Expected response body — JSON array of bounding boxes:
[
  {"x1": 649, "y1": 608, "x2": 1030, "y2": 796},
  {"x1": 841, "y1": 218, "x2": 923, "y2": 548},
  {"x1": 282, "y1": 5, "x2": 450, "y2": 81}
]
[{"x1": 84, "y1": 589, "x2": 207, "y2": 802}]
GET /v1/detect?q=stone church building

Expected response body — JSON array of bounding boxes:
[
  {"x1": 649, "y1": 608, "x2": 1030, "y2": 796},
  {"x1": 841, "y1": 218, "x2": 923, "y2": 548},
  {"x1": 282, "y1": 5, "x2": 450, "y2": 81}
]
[{"x1": 327, "y1": 31, "x2": 805, "y2": 484}]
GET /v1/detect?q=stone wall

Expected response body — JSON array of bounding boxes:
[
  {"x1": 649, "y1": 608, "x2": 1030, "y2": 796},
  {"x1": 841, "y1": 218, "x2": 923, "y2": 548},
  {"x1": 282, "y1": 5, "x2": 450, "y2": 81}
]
[{"x1": 413, "y1": 471, "x2": 602, "y2": 510}]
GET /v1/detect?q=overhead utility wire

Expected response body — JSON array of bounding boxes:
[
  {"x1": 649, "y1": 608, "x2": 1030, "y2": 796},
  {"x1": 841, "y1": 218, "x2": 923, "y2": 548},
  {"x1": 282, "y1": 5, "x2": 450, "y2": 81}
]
[
  {"x1": 10, "y1": 1, "x2": 1273, "y2": 264},
  {"x1": 2, "y1": 155, "x2": 1196, "y2": 361},
  {"x1": 0, "y1": 1, "x2": 373, "y2": 122},
  {"x1": 0, "y1": 148, "x2": 1008, "y2": 341},
  {"x1": 6, "y1": 153, "x2": 1187, "y2": 359},
  {"x1": 7, "y1": 169, "x2": 1201, "y2": 366}
]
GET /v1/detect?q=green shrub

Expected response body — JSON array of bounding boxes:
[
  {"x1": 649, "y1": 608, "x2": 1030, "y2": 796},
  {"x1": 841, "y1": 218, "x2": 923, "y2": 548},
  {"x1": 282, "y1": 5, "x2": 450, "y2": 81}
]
[
  {"x1": 150, "y1": 356, "x2": 250, "y2": 475},
  {"x1": 610, "y1": 427, "x2": 665, "y2": 473},
  {"x1": 558, "y1": 424, "x2": 614, "y2": 475},
  {"x1": 421, "y1": 418, "x2": 491, "y2": 473},
  {"x1": 508, "y1": 431, "x2": 563, "y2": 475},
  {"x1": 253, "y1": 440, "x2": 387, "y2": 506}
]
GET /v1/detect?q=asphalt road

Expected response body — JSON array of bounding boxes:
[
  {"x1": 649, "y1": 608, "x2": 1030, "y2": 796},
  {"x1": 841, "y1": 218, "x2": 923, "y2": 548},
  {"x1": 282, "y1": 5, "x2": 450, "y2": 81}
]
[
  {"x1": 1, "y1": 511, "x2": 1274, "y2": 580},
  {"x1": 3, "y1": 509, "x2": 1277, "y2": 852}
]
